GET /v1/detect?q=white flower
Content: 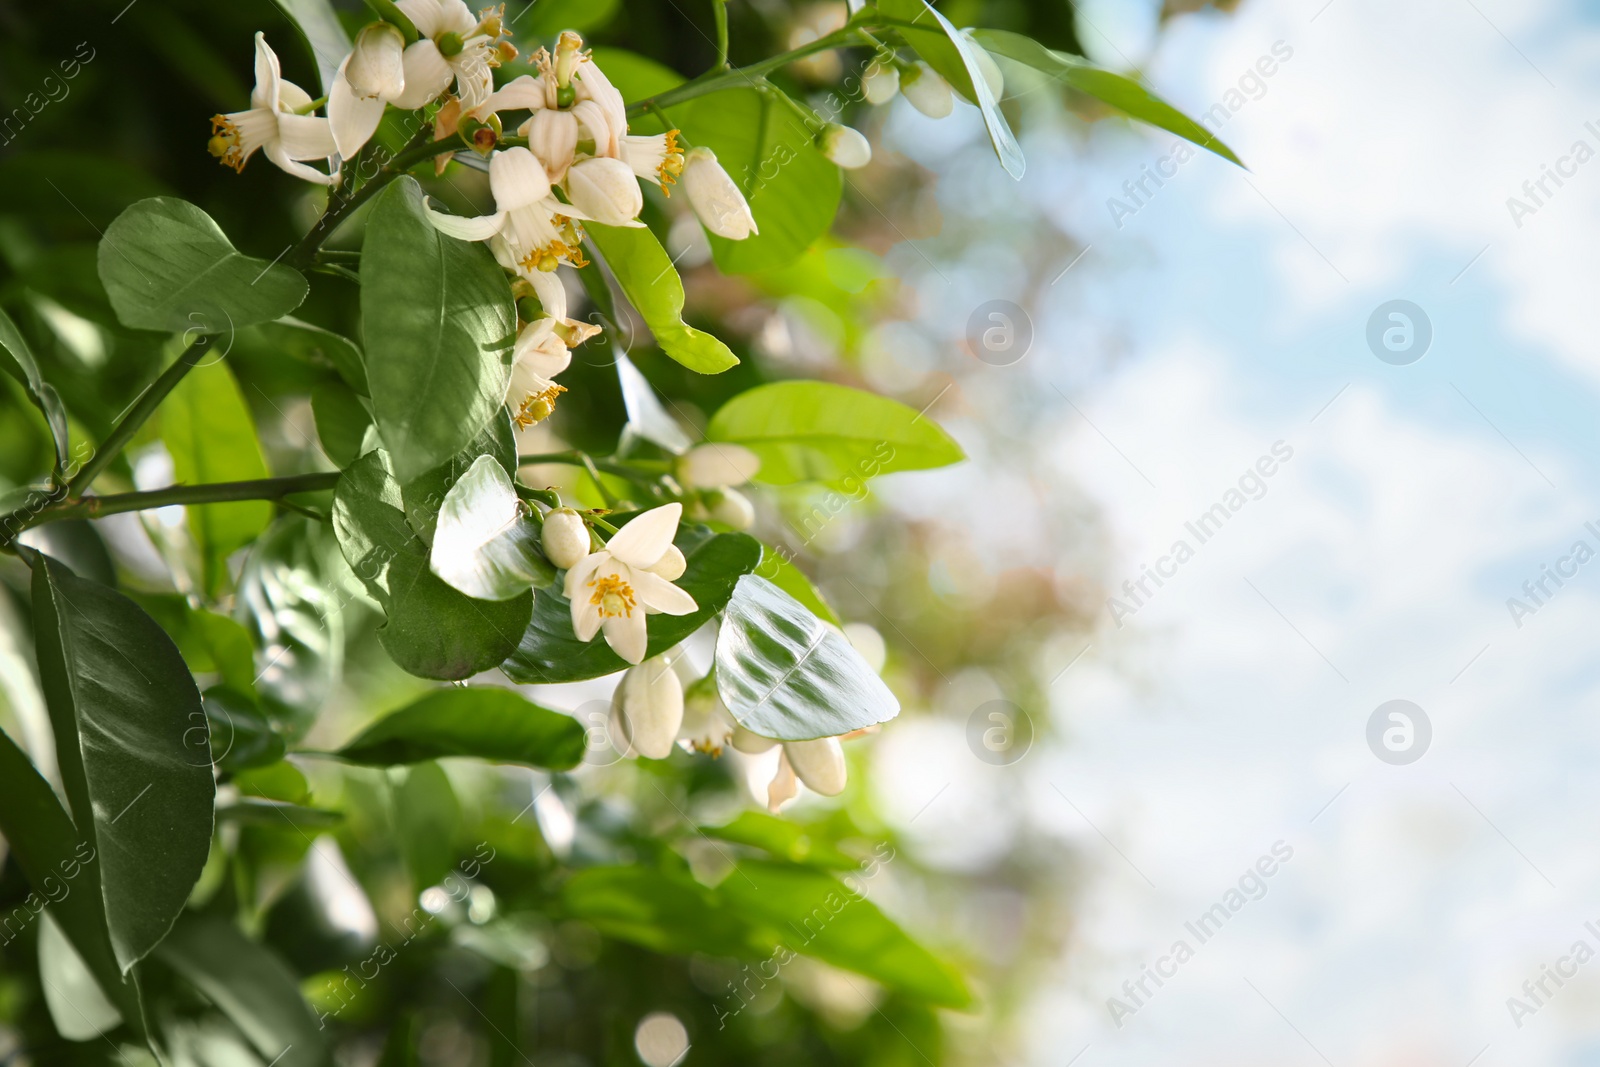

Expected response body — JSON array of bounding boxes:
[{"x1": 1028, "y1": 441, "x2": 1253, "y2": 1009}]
[
  {"x1": 504, "y1": 268, "x2": 598, "y2": 427},
  {"x1": 677, "y1": 443, "x2": 760, "y2": 491},
  {"x1": 563, "y1": 503, "x2": 697, "y2": 664},
  {"x1": 706, "y1": 488, "x2": 754, "y2": 531},
  {"x1": 612, "y1": 654, "x2": 684, "y2": 759},
  {"x1": 392, "y1": 0, "x2": 499, "y2": 110},
  {"x1": 564, "y1": 157, "x2": 644, "y2": 227},
  {"x1": 681, "y1": 147, "x2": 758, "y2": 240},
  {"x1": 901, "y1": 63, "x2": 953, "y2": 119},
  {"x1": 208, "y1": 33, "x2": 339, "y2": 185},
  {"x1": 648, "y1": 545, "x2": 686, "y2": 581},
  {"x1": 541, "y1": 508, "x2": 590, "y2": 570},
  {"x1": 677, "y1": 685, "x2": 735, "y2": 755},
  {"x1": 817, "y1": 124, "x2": 871, "y2": 169},
  {"x1": 328, "y1": 22, "x2": 407, "y2": 157},
  {"x1": 733, "y1": 728, "x2": 847, "y2": 810},
  {"x1": 862, "y1": 60, "x2": 900, "y2": 105},
  {"x1": 476, "y1": 75, "x2": 616, "y2": 180},
  {"x1": 423, "y1": 147, "x2": 590, "y2": 276},
  {"x1": 619, "y1": 132, "x2": 685, "y2": 193}
]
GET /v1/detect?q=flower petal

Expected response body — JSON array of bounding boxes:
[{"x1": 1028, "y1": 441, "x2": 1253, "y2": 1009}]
[
  {"x1": 329, "y1": 65, "x2": 387, "y2": 158},
  {"x1": 785, "y1": 737, "x2": 846, "y2": 796},
  {"x1": 264, "y1": 141, "x2": 339, "y2": 185},
  {"x1": 604, "y1": 503, "x2": 681, "y2": 568},
  {"x1": 395, "y1": 0, "x2": 443, "y2": 39},
  {"x1": 251, "y1": 32, "x2": 281, "y2": 110},
  {"x1": 393, "y1": 39, "x2": 453, "y2": 109},
  {"x1": 489, "y1": 147, "x2": 552, "y2": 212},
  {"x1": 480, "y1": 74, "x2": 549, "y2": 115},
  {"x1": 631, "y1": 570, "x2": 696, "y2": 616},
  {"x1": 422, "y1": 201, "x2": 506, "y2": 242},
  {"x1": 572, "y1": 594, "x2": 602, "y2": 642},
  {"x1": 526, "y1": 267, "x2": 568, "y2": 321},
  {"x1": 563, "y1": 550, "x2": 604, "y2": 601},
  {"x1": 275, "y1": 112, "x2": 337, "y2": 160},
  {"x1": 767, "y1": 750, "x2": 799, "y2": 812},
  {"x1": 603, "y1": 613, "x2": 649, "y2": 665}
]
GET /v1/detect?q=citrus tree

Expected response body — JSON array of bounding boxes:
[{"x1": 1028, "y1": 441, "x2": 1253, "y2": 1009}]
[{"x1": 0, "y1": 1, "x2": 1233, "y2": 1062}]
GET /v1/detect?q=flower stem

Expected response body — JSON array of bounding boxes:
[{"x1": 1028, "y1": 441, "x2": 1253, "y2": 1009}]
[
  {"x1": 32, "y1": 473, "x2": 341, "y2": 526},
  {"x1": 713, "y1": 0, "x2": 730, "y2": 69},
  {"x1": 67, "y1": 338, "x2": 211, "y2": 499},
  {"x1": 625, "y1": 23, "x2": 874, "y2": 117}
]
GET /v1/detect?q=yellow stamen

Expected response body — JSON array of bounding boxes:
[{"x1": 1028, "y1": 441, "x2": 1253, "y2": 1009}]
[
  {"x1": 589, "y1": 573, "x2": 637, "y2": 618},
  {"x1": 659, "y1": 130, "x2": 684, "y2": 197},
  {"x1": 209, "y1": 116, "x2": 244, "y2": 172},
  {"x1": 511, "y1": 383, "x2": 567, "y2": 428}
]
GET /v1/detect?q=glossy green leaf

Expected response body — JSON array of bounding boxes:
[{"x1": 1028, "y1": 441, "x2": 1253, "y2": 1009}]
[
  {"x1": 136, "y1": 595, "x2": 259, "y2": 696},
  {"x1": 702, "y1": 811, "x2": 859, "y2": 869},
  {"x1": 673, "y1": 87, "x2": 843, "y2": 274},
  {"x1": 395, "y1": 761, "x2": 460, "y2": 889},
  {"x1": 878, "y1": 0, "x2": 1024, "y2": 178},
  {"x1": 588, "y1": 47, "x2": 683, "y2": 104},
  {"x1": 973, "y1": 28, "x2": 1243, "y2": 166},
  {"x1": 561, "y1": 866, "x2": 773, "y2": 959},
  {"x1": 333, "y1": 449, "x2": 531, "y2": 679},
  {"x1": 271, "y1": 0, "x2": 351, "y2": 95},
  {"x1": 0, "y1": 728, "x2": 146, "y2": 1037},
  {"x1": 162, "y1": 358, "x2": 273, "y2": 594},
  {"x1": 205, "y1": 687, "x2": 286, "y2": 772},
  {"x1": 430, "y1": 455, "x2": 554, "y2": 601},
  {"x1": 97, "y1": 198, "x2": 308, "y2": 333},
  {"x1": 312, "y1": 378, "x2": 373, "y2": 468},
  {"x1": 362, "y1": 178, "x2": 516, "y2": 483},
  {"x1": 585, "y1": 222, "x2": 738, "y2": 374},
  {"x1": 721, "y1": 859, "x2": 971, "y2": 1008},
  {"x1": 218, "y1": 798, "x2": 342, "y2": 827},
  {"x1": 31, "y1": 555, "x2": 216, "y2": 970},
  {"x1": 501, "y1": 526, "x2": 761, "y2": 684},
  {"x1": 716, "y1": 575, "x2": 898, "y2": 740},
  {"x1": 38, "y1": 911, "x2": 122, "y2": 1040},
  {"x1": 0, "y1": 306, "x2": 68, "y2": 473},
  {"x1": 400, "y1": 407, "x2": 517, "y2": 545},
  {"x1": 756, "y1": 545, "x2": 841, "y2": 627},
  {"x1": 708, "y1": 380, "x2": 964, "y2": 484},
  {"x1": 336, "y1": 686, "x2": 585, "y2": 769},
  {"x1": 257, "y1": 317, "x2": 368, "y2": 395},
  {"x1": 233, "y1": 759, "x2": 310, "y2": 803},
  {"x1": 517, "y1": 0, "x2": 619, "y2": 37},
  {"x1": 156, "y1": 912, "x2": 328, "y2": 1067}
]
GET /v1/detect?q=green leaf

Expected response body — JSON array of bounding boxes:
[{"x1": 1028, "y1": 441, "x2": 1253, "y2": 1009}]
[
  {"x1": 501, "y1": 526, "x2": 761, "y2": 684},
  {"x1": 38, "y1": 911, "x2": 123, "y2": 1041},
  {"x1": 205, "y1": 688, "x2": 286, "y2": 772},
  {"x1": 97, "y1": 198, "x2": 308, "y2": 333},
  {"x1": 702, "y1": 811, "x2": 859, "y2": 869},
  {"x1": 400, "y1": 407, "x2": 517, "y2": 545},
  {"x1": 362, "y1": 178, "x2": 516, "y2": 483},
  {"x1": 233, "y1": 759, "x2": 310, "y2": 803},
  {"x1": 312, "y1": 377, "x2": 373, "y2": 468},
  {"x1": 972, "y1": 28, "x2": 1243, "y2": 166},
  {"x1": 587, "y1": 47, "x2": 683, "y2": 103},
  {"x1": 585, "y1": 223, "x2": 738, "y2": 374},
  {"x1": 0, "y1": 306, "x2": 68, "y2": 473},
  {"x1": 716, "y1": 575, "x2": 898, "y2": 740},
  {"x1": 395, "y1": 761, "x2": 460, "y2": 888},
  {"x1": 670, "y1": 87, "x2": 843, "y2": 274},
  {"x1": 332, "y1": 449, "x2": 531, "y2": 679},
  {"x1": 257, "y1": 317, "x2": 369, "y2": 395},
  {"x1": 0, "y1": 728, "x2": 146, "y2": 1038},
  {"x1": 617, "y1": 353, "x2": 691, "y2": 454},
  {"x1": 155, "y1": 912, "x2": 328, "y2": 1067},
  {"x1": 756, "y1": 545, "x2": 841, "y2": 627},
  {"x1": 161, "y1": 358, "x2": 273, "y2": 595},
  {"x1": 271, "y1": 0, "x2": 351, "y2": 96},
  {"x1": 708, "y1": 380, "x2": 964, "y2": 485},
  {"x1": 430, "y1": 455, "x2": 554, "y2": 601},
  {"x1": 721, "y1": 859, "x2": 972, "y2": 1008},
  {"x1": 561, "y1": 866, "x2": 773, "y2": 959},
  {"x1": 31, "y1": 556, "x2": 216, "y2": 970},
  {"x1": 878, "y1": 0, "x2": 1024, "y2": 178},
  {"x1": 516, "y1": 0, "x2": 619, "y2": 37},
  {"x1": 218, "y1": 798, "x2": 342, "y2": 827},
  {"x1": 336, "y1": 687, "x2": 585, "y2": 769}
]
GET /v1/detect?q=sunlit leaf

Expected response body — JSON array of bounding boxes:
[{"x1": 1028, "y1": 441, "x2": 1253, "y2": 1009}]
[
  {"x1": 716, "y1": 575, "x2": 898, "y2": 740},
  {"x1": 430, "y1": 454, "x2": 554, "y2": 601},
  {"x1": 585, "y1": 222, "x2": 738, "y2": 374},
  {"x1": 617, "y1": 353, "x2": 691, "y2": 454},
  {"x1": 702, "y1": 811, "x2": 859, "y2": 869},
  {"x1": 38, "y1": 912, "x2": 122, "y2": 1041},
  {"x1": 97, "y1": 198, "x2": 308, "y2": 333},
  {"x1": 756, "y1": 545, "x2": 841, "y2": 627}
]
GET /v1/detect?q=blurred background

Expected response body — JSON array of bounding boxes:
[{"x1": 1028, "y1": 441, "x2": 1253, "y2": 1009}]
[{"x1": 4, "y1": 0, "x2": 1598, "y2": 1063}]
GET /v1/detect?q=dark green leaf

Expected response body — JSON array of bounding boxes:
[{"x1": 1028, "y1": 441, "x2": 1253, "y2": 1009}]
[
  {"x1": 0, "y1": 727, "x2": 147, "y2": 1038},
  {"x1": 312, "y1": 377, "x2": 373, "y2": 468},
  {"x1": 256, "y1": 317, "x2": 369, "y2": 395},
  {"x1": 400, "y1": 407, "x2": 517, "y2": 545},
  {"x1": 0, "y1": 306, "x2": 68, "y2": 473},
  {"x1": 587, "y1": 47, "x2": 683, "y2": 104},
  {"x1": 271, "y1": 0, "x2": 351, "y2": 95},
  {"x1": 97, "y1": 198, "x2": 308, "y2": 333},
  {"x1": 395, "y1": 761, "x2": 460, "y2": 888},
  {"x1": 205, "y1": 687, "x2": 286, "y2": 772},
  {"x1": 362, "y1": 178, "x2": 516, "y2": 483},
  {"x1": 708, "y1": 380, "x2": 964, "y2": 484},
  {"x1": 722, "y1": 859, "x2": 971, "y2": 1008},
  {"x1": 702, "y1": 811, "x2": 859, "y2": 869},
  {"x1": 561, "y1": 866, "x2": 773, "y2": 958},
  {"x1": 716, "y1": 575, "x2": 898, "y2": 740},
  {"x1": 585, "y1": 223, "x2": 738, "y2": 374},
  {"x1": 878, "y1": 0, "x2": 1024, "y2": 178},
  {"x1": 332, "y1": 449, "x2": 531, "y2": 679},
  {"x1": 501, "y1": 526, "x2": 760, "y2": 684},
  {"x1": 516, "y1": 0, "x2": 619, "y2": 37},
  {"x1": 336, "y1": 687, "x2": 585, "y2": 769},
  {"x1": 217, "y1": 797, "x2": 342, "y2": 827},
  {"x1": 161, "y1": 358, "x2": 273, "y2": 594},
  {"x1": 156, "y1": 912, "x2": 328, "y2": 1067},
  {"x1": 31, "y1": 555, "x2": 216, "y2": 970},
  {"x1": 973, "y1": 28, "x2": 1243, "y2": 166}
]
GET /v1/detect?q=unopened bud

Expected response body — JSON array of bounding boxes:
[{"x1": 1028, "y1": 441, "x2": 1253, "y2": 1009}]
[
  {"x1": 648, "y1": 544, "x2": 687, "y2": 581},
  {"x1": 901, "y1": 63, "x2": 953, "y2": 119},
  {"x1": 862, "y1": 61, "x2": 899, "y2": 105},
  {"x1": 706, "y1": 488, "x2": 754, "y2": 531},
  {"x1": 817, "y1": 123, "x2": 871, "y2": 169},
  {"x1": 542, "y1": 508, "x2": 590, "y2": 569}
]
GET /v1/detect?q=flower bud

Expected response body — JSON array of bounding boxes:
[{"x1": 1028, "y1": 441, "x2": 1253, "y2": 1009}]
[
  {"x1": 731, "y1": 725, "x2": 777, "y2": 754},
  {"x1": 862, "y1": 61, "x2": 900, "y2": 105},
  {"x1": 843, "y1": 622, "x2": 886, "y2": 673},
  {"x1": 678, "y1": 681, "x2": 734, "y2": 754},
  {"x1": 901, "y1": 63, "x2": 953, "y2": 119},
  {"x1": 488, "y1": 146, "x2": 552, "y2": 211},
  {"x1": 647, "y1": 544, "x2": 686, "y2": 581},
  {"x1": 707, "y1": 488, "x2": 754, "y2": 531},
  {"x1": 681, "y1": 147, "x2": 759, "y2": 240},
  {"x1": 347, "y1": 22, "x2": 407, "y2": 99},
  {"x1": 817, "y1": 124, "x2": 871, "y2": 169},
  {"x1": 564, "y1": 156, "x2": 643, "y2": 226},
  {"x1": 542, "y1": 508, "x2": 589, "y2": 570},
  {"x1": 785, "y1": 737, "x2": 847, "y2": 796},
  {"x1": 525, "y1": 108, "x2": 579, "y2": 181},
  {"x1": 617, "y1": 655, "x2": 684, "y2": 760},
  {"x1": 677, "y1": 443, "x2": 760, "y2": 490}
]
